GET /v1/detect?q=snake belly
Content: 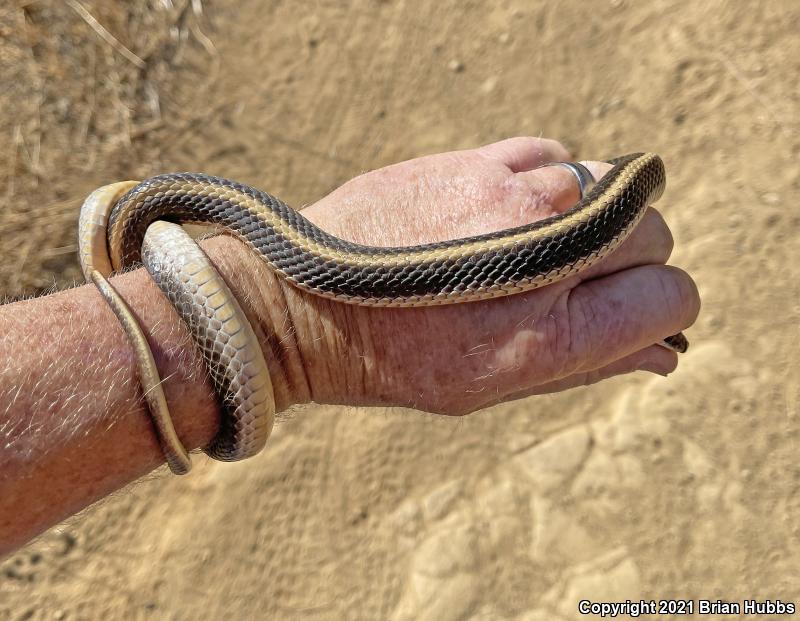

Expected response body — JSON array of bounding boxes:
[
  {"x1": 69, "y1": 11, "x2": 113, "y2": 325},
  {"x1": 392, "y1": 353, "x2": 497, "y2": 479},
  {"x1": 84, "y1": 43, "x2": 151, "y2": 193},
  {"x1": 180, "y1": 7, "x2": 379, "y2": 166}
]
[{"x1": 105, "y1": 152, "x2": 667, "y2": 307}]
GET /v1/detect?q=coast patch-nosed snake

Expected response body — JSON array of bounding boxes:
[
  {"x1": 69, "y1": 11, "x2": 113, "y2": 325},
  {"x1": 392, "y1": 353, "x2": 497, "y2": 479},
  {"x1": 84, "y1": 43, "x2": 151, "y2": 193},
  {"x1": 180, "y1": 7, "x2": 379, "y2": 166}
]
[{"x1": 78, "y1": 152, "x2": 686, "y2": 473}]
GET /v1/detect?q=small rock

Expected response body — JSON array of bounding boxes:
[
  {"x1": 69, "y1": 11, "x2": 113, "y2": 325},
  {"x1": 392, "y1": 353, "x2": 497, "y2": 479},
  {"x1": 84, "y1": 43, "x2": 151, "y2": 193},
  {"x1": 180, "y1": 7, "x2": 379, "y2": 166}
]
[
  {"x1": 706, "y1": 314, "x2": 723, "y2": 329},
  {"x1": 448, "y1": 59, "x2": 465, "y2": 72}
]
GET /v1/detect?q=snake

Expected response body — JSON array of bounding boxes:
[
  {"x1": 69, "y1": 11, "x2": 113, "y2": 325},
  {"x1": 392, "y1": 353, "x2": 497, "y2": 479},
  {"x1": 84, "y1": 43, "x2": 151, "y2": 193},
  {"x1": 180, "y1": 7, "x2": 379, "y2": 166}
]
[{"x1": 78, "y1": 152, "x2": 687, "y2": 473}]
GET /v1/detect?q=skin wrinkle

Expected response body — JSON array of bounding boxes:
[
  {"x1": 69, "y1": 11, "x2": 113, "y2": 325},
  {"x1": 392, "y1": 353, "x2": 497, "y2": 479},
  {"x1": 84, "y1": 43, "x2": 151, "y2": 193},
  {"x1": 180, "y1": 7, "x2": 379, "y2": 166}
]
[
  {"x1": 657, "y1": 266, "x2": 685, "y2": 325},
  {"x1": 567, "y1": 285, "x2": 602, "y2": 370},
  {"x1": 504, "y1": 173, "x2": 562, "y2": 224},
  {"x1": 208, "y1": 235, "x2": 310, "y2": 412},
  {"x1": 260, "y1": 289, "x2": 308, "y2": 412},
  {"x1": 336, "y1": 302, "x2": 373, "y2": 402},
  {"x1": 274, "y1": 308, "x2": 308, "y2": 410}
]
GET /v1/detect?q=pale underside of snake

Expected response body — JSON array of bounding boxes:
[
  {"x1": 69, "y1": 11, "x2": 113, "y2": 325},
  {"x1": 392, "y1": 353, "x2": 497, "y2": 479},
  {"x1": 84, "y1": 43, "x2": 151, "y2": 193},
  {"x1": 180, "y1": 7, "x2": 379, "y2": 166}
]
[{"x1": 78, "y1": 152, "x2": 687, "y2": 473}]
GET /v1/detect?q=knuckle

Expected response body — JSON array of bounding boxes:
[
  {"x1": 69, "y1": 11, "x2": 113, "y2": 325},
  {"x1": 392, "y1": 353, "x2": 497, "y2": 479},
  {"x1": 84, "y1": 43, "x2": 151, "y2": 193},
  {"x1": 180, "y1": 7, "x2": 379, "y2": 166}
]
[
  {"x1": 665, "y1": 266, "x2": 701, "y2": 324},
  {"x1": 647, "y1": 208, "x2": 675, "y2": 258}
]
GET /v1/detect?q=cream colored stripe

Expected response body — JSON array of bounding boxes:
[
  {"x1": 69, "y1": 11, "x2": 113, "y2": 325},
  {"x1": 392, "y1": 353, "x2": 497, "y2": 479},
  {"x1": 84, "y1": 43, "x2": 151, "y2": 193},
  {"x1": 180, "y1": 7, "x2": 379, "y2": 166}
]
[
  {"x1": 111, "y1": 154, "x2": 656, "y2": 271},
  {"x1": 289, "y1": 200, "x2": 644, "y2": 306},
  {"x1": 236, "y1": 153, "x2": 656, "y2": 268}
]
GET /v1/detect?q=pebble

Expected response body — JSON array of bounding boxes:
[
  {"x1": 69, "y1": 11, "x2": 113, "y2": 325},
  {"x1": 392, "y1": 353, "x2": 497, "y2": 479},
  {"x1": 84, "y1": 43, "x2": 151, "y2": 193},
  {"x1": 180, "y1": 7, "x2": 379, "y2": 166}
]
[{"x1": 448, "y1": 59, "x2": 465, "y2": 72}]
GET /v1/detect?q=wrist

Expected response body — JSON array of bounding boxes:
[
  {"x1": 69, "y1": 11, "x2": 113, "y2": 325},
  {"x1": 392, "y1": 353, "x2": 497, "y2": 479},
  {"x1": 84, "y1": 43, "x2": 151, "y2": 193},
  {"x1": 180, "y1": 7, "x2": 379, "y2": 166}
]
[
  {"x1": 200, "y1": 234, "x2": 389, "y2": 409},
  {"x1": 196, "y1": 235, "x2": 313, "y2": 412}
]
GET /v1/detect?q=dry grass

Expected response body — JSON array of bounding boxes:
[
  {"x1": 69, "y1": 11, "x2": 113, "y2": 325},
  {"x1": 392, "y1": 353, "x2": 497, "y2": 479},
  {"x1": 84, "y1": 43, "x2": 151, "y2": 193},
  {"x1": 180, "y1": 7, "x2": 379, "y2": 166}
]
[{"x1": 0, "y1": 0, "x2": 219, "y2": 295}]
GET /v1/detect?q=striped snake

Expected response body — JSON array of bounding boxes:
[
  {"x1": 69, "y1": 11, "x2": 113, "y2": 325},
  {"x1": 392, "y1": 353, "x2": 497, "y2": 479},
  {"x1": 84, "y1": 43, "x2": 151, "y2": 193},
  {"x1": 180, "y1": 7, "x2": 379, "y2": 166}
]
[{"x1": 79, "y1": 152, "x2": 686, "y2": 473}]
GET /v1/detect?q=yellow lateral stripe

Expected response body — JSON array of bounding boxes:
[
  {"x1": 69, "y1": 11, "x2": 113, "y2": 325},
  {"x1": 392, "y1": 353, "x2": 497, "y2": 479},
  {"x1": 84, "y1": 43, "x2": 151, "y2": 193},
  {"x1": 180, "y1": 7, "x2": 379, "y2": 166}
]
[
  {"x1": 112, "y1": 153, "x2": 655, "y2": 271},
  {"x1": 226, "y1": 154, "x2": 652, "y2": 268},
  {"x1": 251, "y1": 153, "x2": 648, "y2": 267}
]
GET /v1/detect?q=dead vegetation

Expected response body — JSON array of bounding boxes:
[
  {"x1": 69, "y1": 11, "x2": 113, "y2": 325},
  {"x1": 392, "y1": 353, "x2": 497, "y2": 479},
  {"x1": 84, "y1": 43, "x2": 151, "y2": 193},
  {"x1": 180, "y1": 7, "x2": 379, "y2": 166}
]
[{"x1": 0, "y1": 0, "x2": 218, "y2": 295}]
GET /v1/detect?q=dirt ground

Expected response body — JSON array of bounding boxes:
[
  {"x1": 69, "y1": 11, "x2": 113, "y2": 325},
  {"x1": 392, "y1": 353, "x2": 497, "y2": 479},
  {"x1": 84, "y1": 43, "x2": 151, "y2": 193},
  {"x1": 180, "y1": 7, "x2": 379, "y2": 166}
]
[{"x1": 1, "y1": 0, "x2": 799, "y2": 619}]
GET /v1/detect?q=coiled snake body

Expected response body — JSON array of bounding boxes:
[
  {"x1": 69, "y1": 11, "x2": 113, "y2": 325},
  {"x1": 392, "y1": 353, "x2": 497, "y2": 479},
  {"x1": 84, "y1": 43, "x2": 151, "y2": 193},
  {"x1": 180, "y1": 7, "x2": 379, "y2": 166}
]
[{"x1": 79, "y1": 152, "x2": 685, "y2": 472}]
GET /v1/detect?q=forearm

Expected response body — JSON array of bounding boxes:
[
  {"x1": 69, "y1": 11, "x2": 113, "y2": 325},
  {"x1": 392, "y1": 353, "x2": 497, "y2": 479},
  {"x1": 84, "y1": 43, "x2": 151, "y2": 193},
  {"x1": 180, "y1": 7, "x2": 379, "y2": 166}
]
[{"x1": 0, "y1": 236, "x2": 303, "y2": 556}]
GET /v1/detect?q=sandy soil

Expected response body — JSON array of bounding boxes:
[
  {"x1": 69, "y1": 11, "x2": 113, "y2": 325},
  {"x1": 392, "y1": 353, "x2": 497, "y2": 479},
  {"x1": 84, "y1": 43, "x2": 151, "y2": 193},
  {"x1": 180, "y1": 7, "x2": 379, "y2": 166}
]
[{"x1": 1, "y1": 1, "x2": 799, "y2": 619}]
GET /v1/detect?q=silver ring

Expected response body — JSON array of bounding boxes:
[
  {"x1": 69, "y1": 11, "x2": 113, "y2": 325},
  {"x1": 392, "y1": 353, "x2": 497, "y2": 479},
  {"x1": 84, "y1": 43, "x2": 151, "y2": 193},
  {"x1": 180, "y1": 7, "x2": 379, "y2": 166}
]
[{"x1": 539, "y1": 162, "x2": 596, "y2": 199}]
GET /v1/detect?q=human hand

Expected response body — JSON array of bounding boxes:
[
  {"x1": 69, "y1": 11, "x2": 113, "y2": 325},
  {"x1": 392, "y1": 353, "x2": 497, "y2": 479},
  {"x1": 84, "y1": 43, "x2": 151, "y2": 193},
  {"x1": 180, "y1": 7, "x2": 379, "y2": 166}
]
[
  {"x1": 0, "y1": 137, "x2": 701, "y2": 554},
  {"x1": 217, "y1": 137, "x2": 699, "y2": 415}
]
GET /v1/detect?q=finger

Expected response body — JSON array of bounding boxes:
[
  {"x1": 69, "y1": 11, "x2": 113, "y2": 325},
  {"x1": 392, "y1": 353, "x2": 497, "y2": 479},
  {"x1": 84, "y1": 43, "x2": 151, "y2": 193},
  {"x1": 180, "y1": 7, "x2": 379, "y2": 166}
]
[
  {"x1": 581, "y1": 160, "x2": 613, "y2": 185},
  {"x1": 566, "y1": 264, "x2": 700, "y2": 371},
  {"x1": 512, "y1": 159, "x2": 674, "y2": 279},
  {"x1": 477, "y1": 137, "x2": 571, "y2": 173},
  {"x1": 496, "y1": 345, "x2": 678, "y2": 405},
  {"x1": 511, "y1": 159, "x2": 611, "y2": 217},
  {"x1": 575, "y1": 207, "x2": 675, "y2": 282},
  {"x1": 571, "y1": 160, "x2": 675, "y2": 280}
]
